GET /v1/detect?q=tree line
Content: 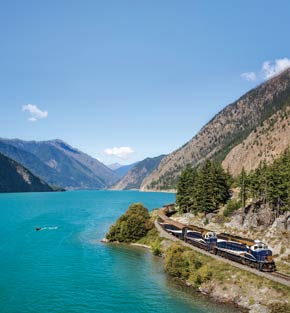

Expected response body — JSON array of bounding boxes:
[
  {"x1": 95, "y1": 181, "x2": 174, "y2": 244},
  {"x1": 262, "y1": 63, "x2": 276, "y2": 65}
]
[
  {"x1": 239, "y1": 148, "x2": 290, "y2": 216},
  {"x1": 176, "y1": 160, "x2": 231, "y2": 214},
  {"x1": 176, "y1": 149, "x2": 290, "y2": 215}
]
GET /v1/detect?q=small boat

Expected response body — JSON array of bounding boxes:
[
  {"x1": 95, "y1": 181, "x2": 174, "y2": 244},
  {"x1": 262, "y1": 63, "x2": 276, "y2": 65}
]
[{"x1": 35, "y1": 227, "x2": 41, "y2": 231}]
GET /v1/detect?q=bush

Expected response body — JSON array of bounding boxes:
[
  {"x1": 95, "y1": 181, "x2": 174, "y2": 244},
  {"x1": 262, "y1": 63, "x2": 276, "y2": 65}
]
[
  {"x1": 137, "y1": 227, "x2": 163, "y2": 255},
  {"x1": 106, "y1": 203, "x2": 153, "y2": 243},
  {"x1": 164, "y1": 244, "x2": 190, "y2": 279},
  {"x1": 189, "y1": 264, "x2": 213, "y2": 287},
  {"x1": 151, "y1": 240, "x2": 162, "y2": 256},
  {"x1": 164, "y1": 244, "x2": 213, "y2": 287},
  {"x1": 223, "y1": 199, "x2": 241, "y2": 217}
]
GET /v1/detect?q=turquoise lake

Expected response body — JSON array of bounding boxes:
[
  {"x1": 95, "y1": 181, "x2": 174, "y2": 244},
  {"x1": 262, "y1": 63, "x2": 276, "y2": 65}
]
[{"x1": 0, "y1": 190, "x2": 240, "y2": 313}]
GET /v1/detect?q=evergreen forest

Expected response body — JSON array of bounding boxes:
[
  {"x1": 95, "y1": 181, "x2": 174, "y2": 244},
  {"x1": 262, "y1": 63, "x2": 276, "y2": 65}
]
[{"x1": 176, "y1": 149, "x2": 290, "y2": 215}]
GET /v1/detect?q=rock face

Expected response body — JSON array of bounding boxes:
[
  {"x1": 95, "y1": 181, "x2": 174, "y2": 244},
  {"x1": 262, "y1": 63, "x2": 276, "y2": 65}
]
[
  {"x1": 223, "y1": 106, "x2": 290, "y2": 176},
  {"x1": 228, "y1": 203, "x2": 276, "y2": 229},
  {"x1": 112, "y1": 155, "x2": 165, "y2": 190},
  {"x1": 0, "y1": 152, "x2": 53, "y2": 193},
  {"x1": 0, "y1": 139, "x2": 119, "y2": 189},
  {"x1": 141, "y1": 68, "x2": 290, "y2": 190}
]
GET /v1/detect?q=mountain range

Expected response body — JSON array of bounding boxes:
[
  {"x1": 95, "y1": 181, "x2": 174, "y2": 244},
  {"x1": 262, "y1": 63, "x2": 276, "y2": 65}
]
[
  {"x1": 108, "y1": 162, "x2": 138, "y2": 177},
  {"x1": 112, "y1": 155, "x2": 165, "y2": 190},
  {"x1": 0, "y1": 139, "x2": 119, "y2": 190},
  {"x1": 2, "y1": 68, "x2": 290, "y2": 193}
]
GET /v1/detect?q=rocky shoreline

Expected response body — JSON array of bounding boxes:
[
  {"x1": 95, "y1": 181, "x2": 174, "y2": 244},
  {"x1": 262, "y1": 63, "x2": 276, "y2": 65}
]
[
  {"x1": 157, "y1": 233, "x2": 289, "y2": 313},
  {"x1": 101, "y1": 238, "x2": 150, "y2": 249},
  {"x1": 103, "y1": 203, "x2": 290, "y2": 313}
]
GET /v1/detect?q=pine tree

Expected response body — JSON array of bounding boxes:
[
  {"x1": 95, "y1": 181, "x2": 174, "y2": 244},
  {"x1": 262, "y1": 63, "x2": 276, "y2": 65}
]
[
  {"x1": 238, "y1": 167, "x2": 248, "y2": 210},
  {"x1": 176, "y1": 165, "x2": 197, "y2": 213}
]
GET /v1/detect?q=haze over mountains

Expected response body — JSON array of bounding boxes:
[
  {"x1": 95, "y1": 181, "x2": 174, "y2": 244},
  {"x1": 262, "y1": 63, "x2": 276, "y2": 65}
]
[
  {"x1": 0, "y1": 139, "x2": 120, "y2": 190},
  {"x1": 112, "y1": 155, "x2": 165, "y2": 190},
  {"x1": 1, "y1": 68, "x2": 290, "y2": 193},
  {"x1": 108, "y1": 162, "x2": 138, "y2": 177}
]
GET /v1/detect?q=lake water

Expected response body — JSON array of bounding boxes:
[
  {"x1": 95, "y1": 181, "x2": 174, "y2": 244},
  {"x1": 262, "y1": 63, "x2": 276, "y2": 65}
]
[{"x1": 0, "y1": 190, "x2": 240, "y2": 313}]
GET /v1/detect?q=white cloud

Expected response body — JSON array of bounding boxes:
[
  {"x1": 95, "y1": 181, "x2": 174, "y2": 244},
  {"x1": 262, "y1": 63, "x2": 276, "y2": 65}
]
[
  {"x1": 104, "y1": 146, "x2": 134, "y2": 159},
  {"x1": 261, "y1": 58, "x2": 290, "y2": 79},
  {"x1": 241, "y1": 72, "x2": 257, "y2": 81},
  {"x1": 241, "y1": 57, "x2": 290, "y2": 82},
  {"x1": 22, "y1": 104, "x2": 48, "y2": 122}
]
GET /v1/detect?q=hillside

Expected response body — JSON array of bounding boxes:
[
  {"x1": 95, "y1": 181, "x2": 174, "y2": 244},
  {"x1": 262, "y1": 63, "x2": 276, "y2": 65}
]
[
  {"x1": 107, "y1": 163, "x2": 122, "y2": 170},
  {"x1": 0, "y1": 152, "x2": 53, "y2": 193},
  {"x1": 141, "y1": 67, "x2": 290, "y2": 190},
  {"x1": 112, "y1": 155, "x2": 165, "y2": 190},
  {"x1": 108, "y1": 162, "x2": 138, "y2": 177},
  {"x1": 223, "y1": 106, "x2": 290, "y2": 176},
  {"x1": 0, "y1": 139, "x2": 119, "y2": 189}
]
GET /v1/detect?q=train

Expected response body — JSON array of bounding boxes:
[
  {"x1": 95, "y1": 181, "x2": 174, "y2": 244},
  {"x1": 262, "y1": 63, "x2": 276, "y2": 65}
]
[{"x1": 157, "y1": 204, "x2": 276, "y2": 272}]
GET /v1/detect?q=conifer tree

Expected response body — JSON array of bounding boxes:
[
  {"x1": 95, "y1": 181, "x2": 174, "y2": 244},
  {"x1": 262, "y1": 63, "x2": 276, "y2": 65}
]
[
  {"x1": 176, "y1": 165, "x2": 197, "y2": 213},
  {"x1": 238, "y1": 167, "x2": 248, "y2": 210},
  {"x1": 176, "y1": 160, "x2": 231, "y2": 214}
]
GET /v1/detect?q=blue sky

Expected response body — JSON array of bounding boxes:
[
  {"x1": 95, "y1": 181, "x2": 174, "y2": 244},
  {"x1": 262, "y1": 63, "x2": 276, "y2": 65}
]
[{"x1": 1, "y1": 1, "x2": 290, "y2": 164}]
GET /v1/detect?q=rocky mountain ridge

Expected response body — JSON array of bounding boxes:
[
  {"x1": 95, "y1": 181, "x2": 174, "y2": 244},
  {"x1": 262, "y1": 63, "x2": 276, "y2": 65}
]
[
  {"x1": 112, "y1": 155, "x2": 165, "y2": 190},
  {"x1": 140, "y1": 67, "x2": 290, "y2": 190},
  {"x1": 0, "y1": 138, "x2": 119, "y2": 189},
  {"x1": 223, "y1": 106, "x2": 290, "y2": 176},
  {"x1": 111, "y1": 162, "x2": 138, "y2": 177},
  {"x1": 0, "y1": 152, "x2": 53, "y2": 193}
]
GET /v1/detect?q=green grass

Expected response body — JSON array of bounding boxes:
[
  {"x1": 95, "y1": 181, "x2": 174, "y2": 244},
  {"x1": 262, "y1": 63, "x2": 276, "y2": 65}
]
[{"x1": 161, "y1": 242, "x2": 290, "y2": 307}]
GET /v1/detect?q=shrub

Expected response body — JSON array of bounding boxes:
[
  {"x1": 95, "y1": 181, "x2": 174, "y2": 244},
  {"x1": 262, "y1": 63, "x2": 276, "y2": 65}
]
[
  {"x1": 106, "y1": 203, "x2": 153, "y2": 243},
  {"x1": 164, "y1": 244, "x2": 190, "y2": 279},
  {"x1": 151, "y1": 241, "x2": 162, "y2": 256},
  {"x1": 223, "y1": 199, "x2": 241, "y2": 217},
  {"x1": 189, "y1": 264, "x2": 213, "y2": 287},
  {"x1": 164, "y1": 244, "x2": 214, "y2": 288}
]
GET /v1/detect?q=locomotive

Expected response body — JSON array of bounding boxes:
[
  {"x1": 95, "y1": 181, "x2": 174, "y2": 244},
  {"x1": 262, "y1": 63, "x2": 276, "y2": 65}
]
[{"x1": 157, "y1": 205, "x2": 276, "y2": 272}]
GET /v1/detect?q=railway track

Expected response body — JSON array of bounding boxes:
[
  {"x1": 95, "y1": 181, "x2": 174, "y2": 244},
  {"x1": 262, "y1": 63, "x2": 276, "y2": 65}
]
[
  {"x1": 270, "y1": 271, "x2": 290, "y2": 282},
  {"x1": 154, "y1": 219, "x2": 290, "y2": 287}
]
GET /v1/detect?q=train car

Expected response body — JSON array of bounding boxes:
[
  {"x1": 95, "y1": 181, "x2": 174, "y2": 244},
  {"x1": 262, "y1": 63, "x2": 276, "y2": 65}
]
[
  {"x1": 216, "y1": 233, "x2": 276, "y2": 271},
  {"x1": 160, "y1": 222, "x2": 185, "y2": 239},
  {"x1": 157, "y1": 206, "x2": 275, "y2": 272},
  {"x1": 157, "y1": 209, "x2": 186, "y2": 240},
  {"x1": 185, "y1": 228, "x2": 217, "y2": 252}
]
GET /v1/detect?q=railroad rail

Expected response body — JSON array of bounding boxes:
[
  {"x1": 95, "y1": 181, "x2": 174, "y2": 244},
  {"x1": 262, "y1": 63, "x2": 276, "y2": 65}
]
[
  {"x1": 270, "y1": 271, "x2": 290, "y2": 282},
  {"x1": 155, "y1": 206, "x2": 290, "y2": 288}
]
